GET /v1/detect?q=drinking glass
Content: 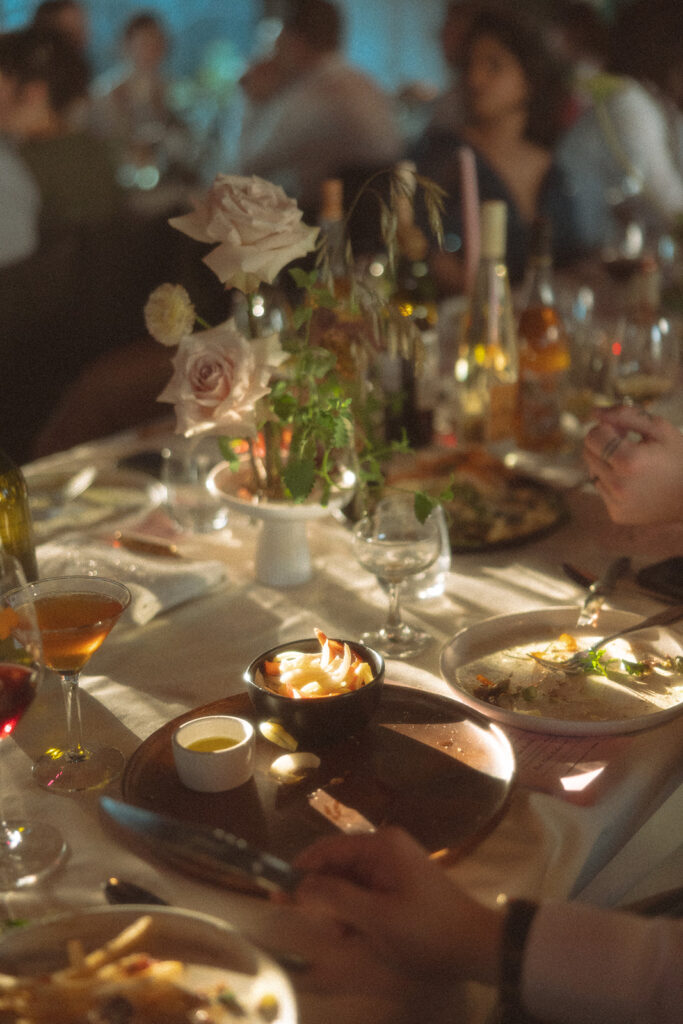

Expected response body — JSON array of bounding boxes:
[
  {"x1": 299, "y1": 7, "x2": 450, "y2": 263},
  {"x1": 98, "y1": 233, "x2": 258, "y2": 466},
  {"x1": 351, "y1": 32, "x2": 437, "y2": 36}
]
[
  {"x1": 7, "y1": 575, "x2": 131, "y2": 793},
  {"x1": 608, "y1": 314, "x2": 680, "y2": 406},
  {"x1": 0, "y1": 551, "x2": 65, "y2": 888},
  {"x1": 353, "y1": 495, "x2": 442, "y2": 658},
  {"x1": 161, "y1": 435, "x2": 230, "y2": 533}
]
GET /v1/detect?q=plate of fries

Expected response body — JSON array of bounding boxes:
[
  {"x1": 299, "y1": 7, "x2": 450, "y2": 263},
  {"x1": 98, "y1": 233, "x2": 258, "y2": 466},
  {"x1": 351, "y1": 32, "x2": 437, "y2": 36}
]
[{"x1": 0, "y1": 906, "x2": 297, "y2": 1023}]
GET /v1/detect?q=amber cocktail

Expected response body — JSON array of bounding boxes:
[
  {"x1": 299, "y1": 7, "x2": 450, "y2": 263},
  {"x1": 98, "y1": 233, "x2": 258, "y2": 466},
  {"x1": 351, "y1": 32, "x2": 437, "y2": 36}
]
[
  {"x1": 1, "y1": 553, "x2": 66, "y2": 887},
  {"x1": 13, "y1": 576, "x2": 131, "y2": 793}
]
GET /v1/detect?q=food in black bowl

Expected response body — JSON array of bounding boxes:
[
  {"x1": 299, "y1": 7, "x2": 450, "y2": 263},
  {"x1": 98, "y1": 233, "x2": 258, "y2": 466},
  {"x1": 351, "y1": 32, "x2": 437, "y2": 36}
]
[{"x1": 243, "y1": 630, "x2": 384, "y2": 745}]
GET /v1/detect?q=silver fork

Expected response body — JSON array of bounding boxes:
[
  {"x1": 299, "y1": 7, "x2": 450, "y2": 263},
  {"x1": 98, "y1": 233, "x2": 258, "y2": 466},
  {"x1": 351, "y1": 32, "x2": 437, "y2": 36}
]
[
  {"x1": 575, "y1": 556, "x2": 631, "y2": 627},
  {"x1": 531, "y1": 604, "x2": 683, "y2": 673}
]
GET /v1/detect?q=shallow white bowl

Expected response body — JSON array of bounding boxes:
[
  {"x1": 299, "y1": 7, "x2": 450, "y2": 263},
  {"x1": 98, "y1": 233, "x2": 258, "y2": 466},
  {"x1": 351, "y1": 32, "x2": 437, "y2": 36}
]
[{"x1": 172, "y1": 715, "x2": 255, "y2": 792}]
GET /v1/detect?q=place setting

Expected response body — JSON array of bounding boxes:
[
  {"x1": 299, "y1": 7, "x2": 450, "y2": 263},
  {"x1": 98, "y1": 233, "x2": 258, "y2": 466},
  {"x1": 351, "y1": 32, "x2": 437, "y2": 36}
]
[
  {"x1": 116, "y1": 627, "x2": 516, "y2": 875},
  {"x1": 2, "y1": 5, "x2": 682, "y2": 1023}
]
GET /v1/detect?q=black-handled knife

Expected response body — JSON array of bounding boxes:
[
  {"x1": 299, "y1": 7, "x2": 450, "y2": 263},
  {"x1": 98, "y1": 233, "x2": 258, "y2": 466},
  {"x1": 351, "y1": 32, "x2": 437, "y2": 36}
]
[{"x1": 100, "y1": 797, "x2": 300, "y2": 896}]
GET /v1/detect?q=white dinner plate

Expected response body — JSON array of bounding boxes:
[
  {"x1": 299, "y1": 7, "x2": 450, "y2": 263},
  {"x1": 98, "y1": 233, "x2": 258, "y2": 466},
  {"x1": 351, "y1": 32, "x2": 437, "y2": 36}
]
[
  {"x1": 0, "y1": 905, "x2": 298, "y2": 1023},
  {"x1": 440, "y1": 606, "x2": 683, "y2": 736},
  {"x1": 25, "y1": 466, "x2": 166, "y2": 540}
]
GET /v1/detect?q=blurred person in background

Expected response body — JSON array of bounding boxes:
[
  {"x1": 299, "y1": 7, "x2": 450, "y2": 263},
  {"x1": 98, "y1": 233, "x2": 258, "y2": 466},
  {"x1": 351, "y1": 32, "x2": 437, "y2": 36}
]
[
  {"x1": 394, "y1": 1, "x2": 480, "y2": 147},
  {"x1": 0, "y1": 26, "x2": 124, "y2": 465},
  {"x1": 0, "y1": 28, "x2": 119, "y2": 235},
  {"x1": 237, "y1": 0, "x2": 401, "y2": 221},
  {"x1": 31, "y1": 0, "x2": 89, "y2": 53},
  {"x1": 410, "y1": 5, "x2": 581, "y2": 293},
  {"x1": 549, "y1": 0, "x2": 610, "y2": 128},
  {"x1": 31, "y1": 0, "x2": 91, "y2": 127},
  {"x1": 90, "y1": 11, "x2": 198, "y2": 204},
  {"x1": 555, "y1": 0, "x2": 683, "y2": 256},
  {"x1": 89, "y1": 11, "x2": 209, "y2": 357},
  {"x1": 428, "y1": 0, "x2": 480, "y2": 134}
]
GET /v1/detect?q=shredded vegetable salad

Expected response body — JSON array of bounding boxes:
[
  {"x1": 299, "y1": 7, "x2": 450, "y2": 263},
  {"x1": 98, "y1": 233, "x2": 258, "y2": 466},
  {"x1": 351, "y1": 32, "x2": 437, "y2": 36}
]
[{"x1": 259, "y1": 629, "x2": 374, "y2": 698}]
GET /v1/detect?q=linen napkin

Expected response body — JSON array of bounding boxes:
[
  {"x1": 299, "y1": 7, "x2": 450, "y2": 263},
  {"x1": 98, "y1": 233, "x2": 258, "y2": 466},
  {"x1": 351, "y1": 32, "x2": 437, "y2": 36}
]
[{"x1": 37, "y1": 538, "x2": 227, "y2": 625}]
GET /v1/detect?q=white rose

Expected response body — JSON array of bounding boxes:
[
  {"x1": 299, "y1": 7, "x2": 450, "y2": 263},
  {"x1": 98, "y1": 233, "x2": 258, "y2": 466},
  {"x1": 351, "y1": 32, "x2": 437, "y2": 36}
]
[
  {"x1": 157, "y1": 319, "x2": 287, "y2": 438},
  {"x1": 168, "y1": 174, "x2": 319, "y2": 293}
]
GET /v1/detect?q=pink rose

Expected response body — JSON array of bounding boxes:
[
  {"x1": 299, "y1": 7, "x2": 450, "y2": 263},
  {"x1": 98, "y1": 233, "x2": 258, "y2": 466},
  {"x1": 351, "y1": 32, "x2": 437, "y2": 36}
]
[
  {"x1": 157, "y1": 319, "x2": 287, "y2": 438},
  {"x1": 168, "y1": 174, "x2": 319, "y2": 293}
]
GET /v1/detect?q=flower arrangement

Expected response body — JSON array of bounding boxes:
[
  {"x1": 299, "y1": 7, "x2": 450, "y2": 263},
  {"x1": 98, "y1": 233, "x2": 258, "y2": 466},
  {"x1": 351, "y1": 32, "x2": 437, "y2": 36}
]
[{"x1": 144, "y1": 171, "x2": 444, "y2": 511}]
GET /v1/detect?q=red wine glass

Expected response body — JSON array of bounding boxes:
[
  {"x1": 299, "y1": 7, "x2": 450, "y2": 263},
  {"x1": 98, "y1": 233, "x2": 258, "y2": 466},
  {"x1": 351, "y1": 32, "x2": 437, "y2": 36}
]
[{"x1": 0, "y1": 551, "x2": 66, "y2": 889}]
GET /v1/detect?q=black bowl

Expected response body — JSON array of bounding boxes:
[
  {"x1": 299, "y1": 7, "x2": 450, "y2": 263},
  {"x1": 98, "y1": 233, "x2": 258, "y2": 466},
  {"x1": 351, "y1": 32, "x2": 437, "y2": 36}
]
[{"x1": 243, "y1": 637, "x2": 385, "y2": 746}]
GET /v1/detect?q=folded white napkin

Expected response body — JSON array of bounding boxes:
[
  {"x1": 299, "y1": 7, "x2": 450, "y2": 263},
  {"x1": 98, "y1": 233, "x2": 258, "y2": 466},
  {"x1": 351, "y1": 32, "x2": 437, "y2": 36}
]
[{"x1": 37, "y1": 539, "x2": 227, "y2": 625}]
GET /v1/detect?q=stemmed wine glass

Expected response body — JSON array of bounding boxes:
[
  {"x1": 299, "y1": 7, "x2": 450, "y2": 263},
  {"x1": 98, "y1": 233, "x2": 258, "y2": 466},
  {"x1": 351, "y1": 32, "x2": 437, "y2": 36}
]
[
  {"x1": 0, "y1": 551, "x2": 66, "y2": 889},
  {"x1": 608, "y1": 312, "x2": 680, "y2": 407},
  {"x1": 353, "y1": 495, "x2": 442, "y2": 658},
  {"x1": 8, "y1": 575, "x2": 131, "y2": 793}
]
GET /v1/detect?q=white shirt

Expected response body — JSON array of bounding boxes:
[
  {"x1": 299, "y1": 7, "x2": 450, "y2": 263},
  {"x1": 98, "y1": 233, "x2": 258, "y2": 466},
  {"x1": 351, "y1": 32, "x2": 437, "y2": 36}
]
[
  {"x1": 238, "y1": 53, "x2": 401, "y2": 211},
  {"x1": 524, "y1": 901, "x2": 683, "y2": 1024},
  {"x1": 557, "y1": 76, "x2": 683, "y2": 251}
]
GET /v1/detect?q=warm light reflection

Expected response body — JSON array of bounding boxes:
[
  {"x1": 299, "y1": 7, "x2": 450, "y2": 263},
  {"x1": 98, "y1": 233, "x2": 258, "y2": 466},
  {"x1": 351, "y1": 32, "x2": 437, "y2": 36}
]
[{"x1": 561, "y1": 764, "x2": 606, "y2": 792}]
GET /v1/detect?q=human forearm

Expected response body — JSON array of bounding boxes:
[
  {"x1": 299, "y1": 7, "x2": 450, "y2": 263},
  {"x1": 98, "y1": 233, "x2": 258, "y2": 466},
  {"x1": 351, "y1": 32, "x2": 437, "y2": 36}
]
[{"x1": 522, "y1": 902, "x2": 683, "y2": 1024}]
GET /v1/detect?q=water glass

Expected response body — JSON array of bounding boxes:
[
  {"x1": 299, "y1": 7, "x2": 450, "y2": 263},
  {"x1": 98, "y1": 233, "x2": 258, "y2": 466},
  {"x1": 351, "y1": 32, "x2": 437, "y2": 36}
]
[
  {"x1": 161, "y1": 436, "x2": 229, "y2": 533},
  {"x1": 402, "y1": 503, "x2": 451, "y2": 600}
]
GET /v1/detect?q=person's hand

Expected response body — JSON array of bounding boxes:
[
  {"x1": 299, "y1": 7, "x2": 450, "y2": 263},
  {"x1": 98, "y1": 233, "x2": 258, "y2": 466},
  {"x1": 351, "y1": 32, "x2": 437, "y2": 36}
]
[
  {"x1": 293, "y1": 826, "x2": 502, "y2": 984},
  {"x1": 583, "y1": 406, "x2": 683, "y2": 524}
]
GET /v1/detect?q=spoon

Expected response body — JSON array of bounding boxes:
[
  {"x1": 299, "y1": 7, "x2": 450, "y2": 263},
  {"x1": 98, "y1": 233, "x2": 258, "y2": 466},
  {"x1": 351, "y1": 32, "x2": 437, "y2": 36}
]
[{"x1": 104, "y1": 877, "x2": 310, "y2": 972}]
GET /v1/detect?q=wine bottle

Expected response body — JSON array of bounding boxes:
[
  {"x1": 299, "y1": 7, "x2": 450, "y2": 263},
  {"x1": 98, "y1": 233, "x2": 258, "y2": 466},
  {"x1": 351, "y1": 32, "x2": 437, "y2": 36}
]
[
  {"x1": 456, "y1": 200, "x2": 518, "y2": 443},
  {"x1": 318, "y1": 178, "x2": 348, "y2": 293},
  {"x1": 0, "y1": 446, "x2": 38, "y2": 581},
  {"x1": 393, "y1": 162, "x2": 437, "y2": 333},
  {"x1": 516, "y1": 217, "x2": 571, "y2": 451},
  {"x1": 389, "y1": 161, "x2": 438, "y2": 447}
]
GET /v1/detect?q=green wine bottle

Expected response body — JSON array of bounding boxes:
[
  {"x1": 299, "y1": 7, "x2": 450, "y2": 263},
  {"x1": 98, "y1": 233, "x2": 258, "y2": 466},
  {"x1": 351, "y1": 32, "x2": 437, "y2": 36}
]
[{"x1": 0, "y1": 446, "x2": 38, "y2": 581}]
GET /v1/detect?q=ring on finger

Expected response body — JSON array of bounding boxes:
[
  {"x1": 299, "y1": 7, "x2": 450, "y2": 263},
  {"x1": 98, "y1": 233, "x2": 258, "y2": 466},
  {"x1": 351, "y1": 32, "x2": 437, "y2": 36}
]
[{"x1": 601, "y1": 435, "x2": 622, "y2": 463}]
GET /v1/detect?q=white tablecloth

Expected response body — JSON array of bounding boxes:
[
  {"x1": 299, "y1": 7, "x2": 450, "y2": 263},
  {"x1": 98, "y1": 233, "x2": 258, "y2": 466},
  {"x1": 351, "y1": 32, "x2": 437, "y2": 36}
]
[{"x1": 4, "y1": 432, "x2": 683, "y2": 1024}]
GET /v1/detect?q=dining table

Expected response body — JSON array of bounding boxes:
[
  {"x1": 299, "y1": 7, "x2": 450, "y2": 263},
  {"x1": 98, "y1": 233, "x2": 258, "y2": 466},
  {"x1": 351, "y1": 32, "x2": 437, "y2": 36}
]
[{"x1": 3, "y1": 408, "x2": 683, "y2": 1024}]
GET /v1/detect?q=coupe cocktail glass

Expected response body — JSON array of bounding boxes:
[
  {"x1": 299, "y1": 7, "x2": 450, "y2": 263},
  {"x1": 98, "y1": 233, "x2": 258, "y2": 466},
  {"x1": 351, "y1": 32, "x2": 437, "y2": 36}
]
[
  {"x1": 0, "y1": 552, "x2": 66, "y2": 887},
  {"x1": 9, "y1": 575, "x2": 131, "y2": 793}
]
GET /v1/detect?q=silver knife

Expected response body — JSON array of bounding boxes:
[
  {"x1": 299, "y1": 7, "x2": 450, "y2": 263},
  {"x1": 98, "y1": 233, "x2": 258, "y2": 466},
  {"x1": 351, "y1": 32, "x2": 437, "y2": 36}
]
[
  {"x1": 308, "y1": 788, "x2": 377, "y2": 834},
  {"x1": 100, "y1": 797, "x2": 300, "y2": 895},
  {"x1": 575, "y1": 556, "x2": 631, "y2": 627}
]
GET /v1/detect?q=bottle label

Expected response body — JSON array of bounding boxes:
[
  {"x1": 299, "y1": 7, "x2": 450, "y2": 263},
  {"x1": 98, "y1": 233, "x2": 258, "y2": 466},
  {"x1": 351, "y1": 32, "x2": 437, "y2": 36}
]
[{"x1": 487, "y1": 381, "x2": 518, "y2": 441}]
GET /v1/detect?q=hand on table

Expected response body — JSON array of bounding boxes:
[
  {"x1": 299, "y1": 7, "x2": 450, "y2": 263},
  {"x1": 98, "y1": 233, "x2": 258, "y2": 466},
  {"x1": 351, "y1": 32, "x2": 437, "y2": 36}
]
[
  {"x1": 583, "y1": 406, "x2": 683, "y2": 525},
  {"x1": 293, "y1": 826, "x2": 502, "y2": 984}
]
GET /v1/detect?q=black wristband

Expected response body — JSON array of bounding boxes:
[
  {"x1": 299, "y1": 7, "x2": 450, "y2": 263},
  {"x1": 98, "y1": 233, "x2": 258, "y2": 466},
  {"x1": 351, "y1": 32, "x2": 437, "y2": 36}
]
[{"x1": 499, "y1": 899, "x2": 539, "y2": 1022}]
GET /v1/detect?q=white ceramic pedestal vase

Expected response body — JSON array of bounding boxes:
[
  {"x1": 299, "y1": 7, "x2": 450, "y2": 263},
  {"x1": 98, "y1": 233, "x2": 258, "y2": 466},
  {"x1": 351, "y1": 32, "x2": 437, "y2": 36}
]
[{"x1": 209, "y1": 462, "x2": 353, "y2": 587}]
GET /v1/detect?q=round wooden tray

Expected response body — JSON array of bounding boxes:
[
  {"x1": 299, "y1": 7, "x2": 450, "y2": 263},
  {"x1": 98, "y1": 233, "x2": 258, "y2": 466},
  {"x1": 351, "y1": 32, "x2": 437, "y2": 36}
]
[{"x1": 122, "y1": 685, "x2": 516, "y2": 872}]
